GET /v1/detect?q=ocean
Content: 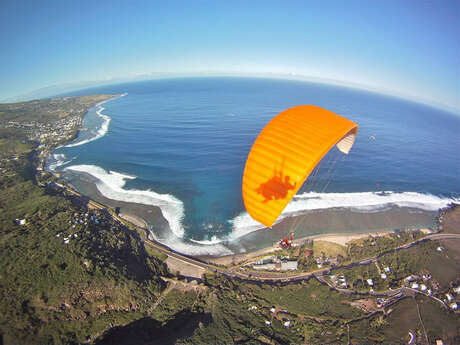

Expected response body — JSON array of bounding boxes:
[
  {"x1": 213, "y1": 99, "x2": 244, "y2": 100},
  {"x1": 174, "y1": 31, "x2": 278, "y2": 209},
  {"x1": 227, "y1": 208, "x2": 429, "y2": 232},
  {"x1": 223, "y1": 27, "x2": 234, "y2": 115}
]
[{"x1": 47, "y1": 77, "x2": 460, "y2": 256}]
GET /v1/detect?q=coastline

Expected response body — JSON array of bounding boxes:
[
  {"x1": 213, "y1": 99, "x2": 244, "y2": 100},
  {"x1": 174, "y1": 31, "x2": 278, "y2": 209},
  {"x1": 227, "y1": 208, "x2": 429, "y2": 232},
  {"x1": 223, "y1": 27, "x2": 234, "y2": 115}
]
[
  {"x1": 45, "y1": 94, "x2": 447, "y2": 261},
  {"x1": 57, "y1": 168, "x2": 441, "y2": 258},
  {"x1": 119, "y1": 213, "x2": 148, "y2": 229},
  {"x1": 199, "y1": 228, "x2": 435, "y2": 266}
]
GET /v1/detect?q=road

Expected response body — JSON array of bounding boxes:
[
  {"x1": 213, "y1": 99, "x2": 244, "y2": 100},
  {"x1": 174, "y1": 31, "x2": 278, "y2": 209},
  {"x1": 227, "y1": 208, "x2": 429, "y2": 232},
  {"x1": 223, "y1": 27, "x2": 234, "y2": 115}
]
[
  {"x1": 54, "y1": 181, "x2": 460, "y2": 286},
  {"x1": 144, "y1": 233, "x2": 460, "y2": 282}
]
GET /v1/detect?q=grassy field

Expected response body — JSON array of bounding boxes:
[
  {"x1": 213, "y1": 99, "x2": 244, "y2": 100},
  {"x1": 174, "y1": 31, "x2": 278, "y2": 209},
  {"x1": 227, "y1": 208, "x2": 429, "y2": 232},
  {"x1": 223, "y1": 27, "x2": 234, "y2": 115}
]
[
  {"x1": 380, "y1": 297, "x2": 422, "y2": 344},
  {"x1": 313, "y1": 240, "x2": 348, "y2": 258},
  {"x1": 442, "y1": 206, "x2": 460, "y2": 234},
  {"x1": 379, "y1": 295, "x2": 460, "y2": 345},
  {"x1": 379, "y1": 239, "x2": 459, "y2": 289},
  {"x1": 240, "y1": 279, "x2": 365, "y2": 320},
  {"x1": 0, "y1": 138, "x2": 33, "y2": 156},
  {"x1": 417, "y1": 295, "x2": 460, "y2": 343},
  {"x1": 145, "y1": 245, "x2": 169, "y2": 262}
]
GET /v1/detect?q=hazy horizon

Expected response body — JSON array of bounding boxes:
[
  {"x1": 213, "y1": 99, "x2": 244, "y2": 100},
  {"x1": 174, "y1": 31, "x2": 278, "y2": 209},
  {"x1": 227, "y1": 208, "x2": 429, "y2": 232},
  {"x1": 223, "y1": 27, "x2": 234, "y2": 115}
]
[
  {"x1": 4, "y1": 73, "x2": 460, "y2": 116},
  {"x1": 1, "y1": 1, "x2": 459, "y2": 112}
]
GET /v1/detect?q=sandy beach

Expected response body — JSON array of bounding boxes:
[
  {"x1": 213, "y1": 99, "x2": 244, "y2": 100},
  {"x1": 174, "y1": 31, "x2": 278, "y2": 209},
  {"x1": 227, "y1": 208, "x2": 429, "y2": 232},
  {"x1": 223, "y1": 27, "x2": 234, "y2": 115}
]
[
  {"x1": 119, "y1": 213, "x2": 148, "y2": 229},
  {"x1": 202, "y1": 228, "x2": 435, "y2": 266},
  {"x1": 201, "y1": 231, "x2": 391, "y2": 266}
]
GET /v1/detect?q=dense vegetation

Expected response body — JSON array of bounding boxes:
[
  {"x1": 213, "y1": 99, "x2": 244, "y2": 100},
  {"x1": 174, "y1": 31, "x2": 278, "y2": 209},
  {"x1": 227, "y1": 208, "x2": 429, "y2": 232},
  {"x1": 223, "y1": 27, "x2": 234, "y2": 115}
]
[
  {"x1": 0, "y1": 142, "x2": 170, "y2": 344},
  {"x1": 0, "y1": 97, "x2": 175, "y2": 344},
  {"x1": 1, "y1": 96, "x2": 458, "y2": 344}
]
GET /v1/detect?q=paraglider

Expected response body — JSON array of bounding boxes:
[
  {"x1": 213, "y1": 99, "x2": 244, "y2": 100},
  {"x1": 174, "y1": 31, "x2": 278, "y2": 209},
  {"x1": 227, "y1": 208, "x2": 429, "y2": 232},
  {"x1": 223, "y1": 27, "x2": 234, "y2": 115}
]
[{"x1": 242, "y1": 105, "x2": 358, "y2": 228}]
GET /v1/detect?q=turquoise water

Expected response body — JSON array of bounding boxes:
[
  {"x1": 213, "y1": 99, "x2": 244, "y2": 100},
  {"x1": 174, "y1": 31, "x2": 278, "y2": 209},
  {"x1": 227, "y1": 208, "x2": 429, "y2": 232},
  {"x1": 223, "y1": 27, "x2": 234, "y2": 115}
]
[{"x1": 49, "y1": 77, "x2": 460, "y2": 255}]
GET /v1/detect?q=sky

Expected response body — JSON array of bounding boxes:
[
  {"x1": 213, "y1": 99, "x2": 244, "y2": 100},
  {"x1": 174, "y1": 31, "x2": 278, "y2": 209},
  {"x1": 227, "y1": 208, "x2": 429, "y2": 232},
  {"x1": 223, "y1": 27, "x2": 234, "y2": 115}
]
[{"x1": 1, "y1": 0, "x2": 459, "y2": 111}]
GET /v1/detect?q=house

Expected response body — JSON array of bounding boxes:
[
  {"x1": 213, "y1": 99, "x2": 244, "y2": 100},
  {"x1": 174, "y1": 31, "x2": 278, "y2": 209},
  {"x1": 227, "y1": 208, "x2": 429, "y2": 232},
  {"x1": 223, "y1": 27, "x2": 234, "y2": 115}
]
[
  {"x1": 15, "y1": 218, "x2": 26, "y2": 225},
  {"x1": 270, "y1": 307, "x2": 276, "y2": 313},
  {"x1": 280, "y1": 261, "x2": 298, "y2": 271},
  {"x1": 449, "y1": 302, "x2": 458, "y2": 310},
  {"x1": 453, "y1": 286, "x2": 460, "y2": 294},
  {"x1": 437, "y1": 246, "x2": 444, "y2": 252},
  {"x1": 253, "y1": 263, "x2": 276, "y2": 270},
  {"x1": 366, "y1": 279, "x2": 374, "y2": 286},
  {"x1": 411, "y1": 283, "x2": 420, "y2": 289},
  {"x1": 283, "y1": 321, "x2": 291, "y2": 328},
  {"x1": 420, "y1": 284, "x2": 427, "y2": 291},
  {"x1": 265, "y1": 320, "x2": 271, "y2": 326},
  {"x1": 435, "y1": 340, "x2": 444, "y2": 345},
  {"x1": 380, "y1": 273, "x2": 387, "y2": 280},
  {"x1": 445, "y1": 293, "x2": 453, "y2": 302},
  {"x1": 384, "y1": 267, "x2": 391, "y2": 273},
  {"x1": 255, "y1": 257, "x2": 274, "y2": 265}
]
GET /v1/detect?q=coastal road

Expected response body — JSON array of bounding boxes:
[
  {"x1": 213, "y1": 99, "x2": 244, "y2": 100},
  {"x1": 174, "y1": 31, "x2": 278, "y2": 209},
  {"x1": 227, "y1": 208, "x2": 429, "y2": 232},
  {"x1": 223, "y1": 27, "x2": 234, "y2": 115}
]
[
  {"x1": 56, "y1": 181, "x2": 460, "y2": 283},
  {"x1": 144, "y1": 233, "x2": 460, "y2": 282}
]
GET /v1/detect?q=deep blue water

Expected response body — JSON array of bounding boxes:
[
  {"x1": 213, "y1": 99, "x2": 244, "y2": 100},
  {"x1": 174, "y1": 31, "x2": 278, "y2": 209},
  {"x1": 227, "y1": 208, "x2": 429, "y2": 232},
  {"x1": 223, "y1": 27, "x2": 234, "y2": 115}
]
[{"x1": 49, "y1": 77, "x2": 460, "y2": 252}]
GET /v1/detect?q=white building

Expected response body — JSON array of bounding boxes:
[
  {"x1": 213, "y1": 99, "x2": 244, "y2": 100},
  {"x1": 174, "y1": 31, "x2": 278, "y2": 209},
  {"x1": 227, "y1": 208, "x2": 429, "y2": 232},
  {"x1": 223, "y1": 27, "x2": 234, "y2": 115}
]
[
  {"x1": 281, "y1": 261, "x2": 298, "y2": 271},
  {"x1": 252, "y1": 263, "x2": 276, "y2": 271},
  {"x1": 366, "y1": 279, "x2": 374, "y2": 286},
  {"x1": 411, "y1": 283, "x2": 420, "y2": 289},
  {"x1": 15, "y1": 218, "x2": 26, "y2": 225},
  {"x1": 384, "y1": 267, "x2": 391, "y2": 273},
  {"x1": 380, "y1": 273, "x2": 387, "y2": 280},
  {"x1": 449, "y1": 302, "x2": 458, "y2": 310}
]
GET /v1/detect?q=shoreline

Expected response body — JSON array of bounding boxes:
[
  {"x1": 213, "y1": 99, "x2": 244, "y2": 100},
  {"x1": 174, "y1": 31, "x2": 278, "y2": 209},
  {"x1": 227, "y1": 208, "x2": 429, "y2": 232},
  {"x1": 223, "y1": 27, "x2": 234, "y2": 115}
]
[
  {"x1": 57, "y1": 170, "x2": 442, "y2": 258},
  {"x1": 118, "y1": 213, "x2": 148, "y2": 229},
  {"x1": 198, "y1": 228, "x2": 435, "y2": 266},
  {"x1": 44, "y1": 94, "x2": 450, "y2": 261}
]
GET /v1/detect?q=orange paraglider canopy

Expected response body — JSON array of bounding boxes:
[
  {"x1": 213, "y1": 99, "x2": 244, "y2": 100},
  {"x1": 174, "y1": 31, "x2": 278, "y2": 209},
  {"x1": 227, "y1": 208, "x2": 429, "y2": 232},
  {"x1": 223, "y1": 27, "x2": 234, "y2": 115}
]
[{"x1": 242, "y1": 105, "x2": 358, "y2": 228}]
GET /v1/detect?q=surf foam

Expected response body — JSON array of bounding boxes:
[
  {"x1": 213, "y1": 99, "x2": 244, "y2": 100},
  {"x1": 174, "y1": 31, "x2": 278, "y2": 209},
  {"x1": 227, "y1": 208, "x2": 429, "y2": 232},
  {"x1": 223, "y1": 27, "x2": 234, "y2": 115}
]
[
  {"x1": 65, "y1": 93, "x2": 126, "y2": 148},
  {"x1": 229, "y1": 191, "x2": 459, "y2": 241},
  {"x1": 64, "y1": 164, "x2": 232, "y2": 256},
  {"x1": 48, "y1": 153, "x2": 75, "y2": 171}
]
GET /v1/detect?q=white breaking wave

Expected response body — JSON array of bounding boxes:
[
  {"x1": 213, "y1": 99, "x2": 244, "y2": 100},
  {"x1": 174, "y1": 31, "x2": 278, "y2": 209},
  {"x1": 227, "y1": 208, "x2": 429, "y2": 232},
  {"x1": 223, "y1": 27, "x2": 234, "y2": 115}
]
[
  {"x1": 48, "y1": 153, "x2": 75, "y2": 171},
  {"x1": 229, "y1": 191, "x2": 459, "y2": 241},
  {"x1": 189, "y1": 235, "x2": 223, "y2": 245},
  {"x1": 64, "y1": 105, "x2": 110, "y2": 147},
  {"x1": 161, "y1": 238, "x2": 232, "y2": 256},
  {"x1": 64, "y1": 93, "x2": 127, "y2": 148},
  {"x1": 64, "y1": 164, "x2": 232, "y2": 256},
  {"x1": 65, "y1": 164, "x2": 184, "y2": 237},
  {"x1": 293, "y1": 191, "x2": 457, "y2": 212}
]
